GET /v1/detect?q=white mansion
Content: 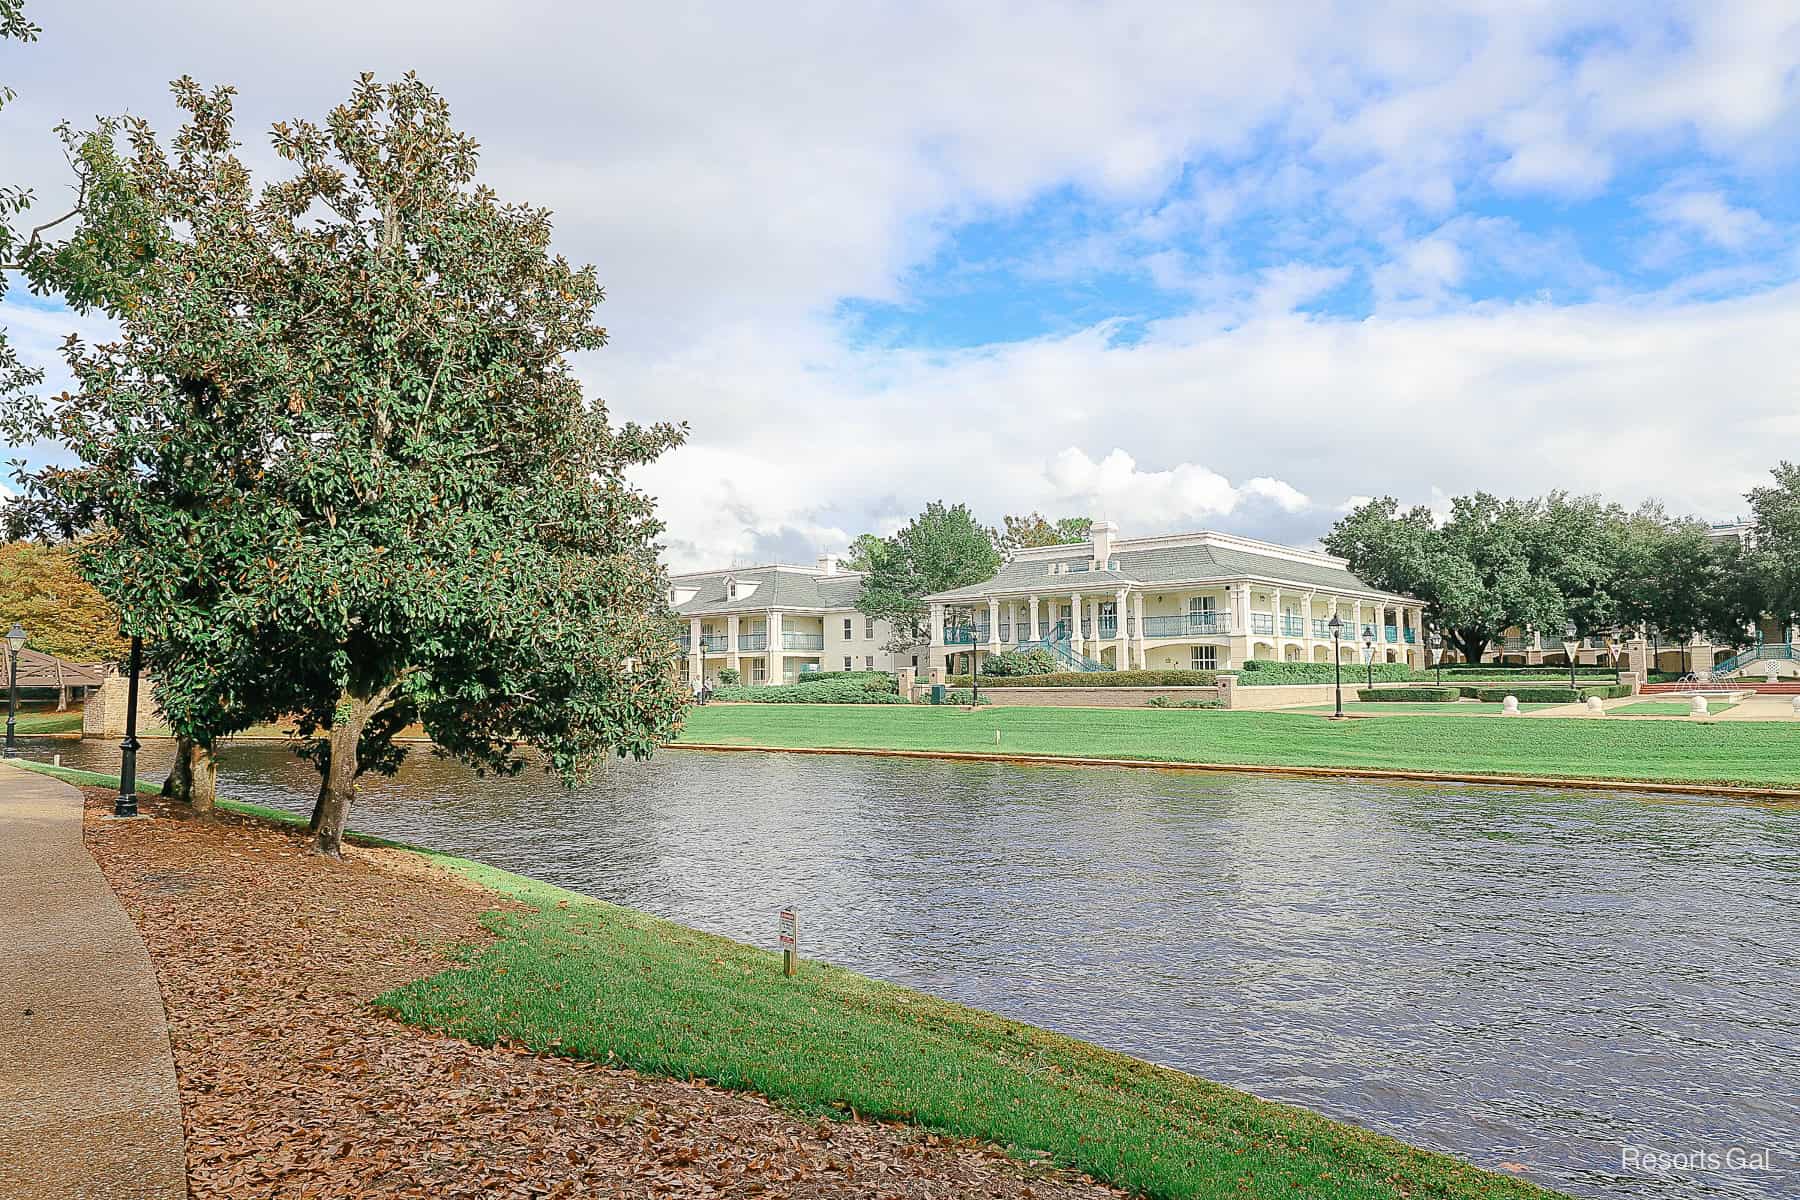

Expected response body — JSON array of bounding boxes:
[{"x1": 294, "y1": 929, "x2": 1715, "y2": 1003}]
[{"x1": 923, "y1": 521, "x2": 1425, "y2": 676}]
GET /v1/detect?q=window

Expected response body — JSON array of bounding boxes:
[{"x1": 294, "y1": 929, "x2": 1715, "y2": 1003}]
[
  {"x1": 843, "y1": 656, "x2": 853, "y2": 671},
  {"x1": 724, "y1": 576, "x2": 737, "y2": 600},
  {"x1": 752, "y1": 662, "x2": 766, "y2": 683},
  {"x1": 865, "y1": 617, "x2": 875, "y2": 638},
  {"x1": 864, "y1": 655, "x2": 874, "y2": 669},
  {"x1": 843, "y1": 617, "x2": 853, "y2": 639},
  {"x1": 1188, "y1": 595, "x2": 1215, "y2": 614},
  {"x1": 1191, "y1": 646, "x2": 1217, "y2": 670}
]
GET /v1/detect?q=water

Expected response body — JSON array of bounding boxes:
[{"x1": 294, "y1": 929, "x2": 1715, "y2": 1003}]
[{"x1": 29, "y1": 736, "x2": 1798, "y2": 1199}]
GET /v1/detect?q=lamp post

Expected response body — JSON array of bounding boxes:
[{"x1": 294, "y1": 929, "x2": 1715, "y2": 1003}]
[
  {"x1": 4, "y1": 622, "x2": 25, "y2": 759},
  {"x1": 1362, "y1": 628, "x2": 1375, "y2": 690},
  {"x1": 1608, "y1": 634, "x2": 1623, "y2": 685},
  {"x1": 1328, "y1": 613, "x2": 1345, "y2": 718},
  {"x1": 1560, "y1": 623, "x2": 1580, "y2": 694},
  {"x1": 115, "y1": 635, "x2": 142, "y2": 819},
  {"x1": 1429, "y1": 630, "x2": 1444, "y2": 686}
]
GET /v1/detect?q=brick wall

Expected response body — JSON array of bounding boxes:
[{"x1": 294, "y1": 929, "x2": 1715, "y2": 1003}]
[{"x1": 81, "y1": 671, "x2": 168, "y2": 738}]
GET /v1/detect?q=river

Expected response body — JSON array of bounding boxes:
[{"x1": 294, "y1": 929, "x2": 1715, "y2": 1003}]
[{"x1": 25, "y1": 735, "x2": 1798, "y2": 1200}]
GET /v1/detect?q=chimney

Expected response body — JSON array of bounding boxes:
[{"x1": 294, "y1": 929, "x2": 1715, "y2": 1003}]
[
  {"x1": 817, "y1": 554, "x2": 838, "y2": 575},
  {"x1": 1091, "y1": 517, "x2": 1118, "y2": 566}
]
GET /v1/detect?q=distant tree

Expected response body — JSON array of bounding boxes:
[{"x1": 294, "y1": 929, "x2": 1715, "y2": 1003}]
[
  {"x1": 842, "y1": 532, "x2": 886, "y2": 574},
  {"x1": 999, "y1": 512, "x2": 1091, "y2": 553},
  {"x1": 1747, "y1": 462, "x2": 1800, "y2": 628},
  {"x1": 1, "y1": 1, "x2": 47, "y2": 407},
  {"x1": 1326, "y1": 494, "x2": 1563, "y2": 664},
  {"x1": 0, "y1": 540, "x2": 125, "y2": 662},
  {"x1": 855, "y1": 502, "x2": 999, "y2": 650},
  {"x1": 10, "y1": 75, "x2": 689, "y2": 855}
]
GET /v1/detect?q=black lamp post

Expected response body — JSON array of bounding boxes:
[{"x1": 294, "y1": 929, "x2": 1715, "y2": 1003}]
[
  {"x1": 115, "y1": 635, "x2": 142, "y2": 819},
  {"x1": 1328, "y1": 613, "x2": 1345, "y2": 718},
  {"x1": 1362, "y1": 628, "x2": 1375, "y2": 690},
  {"x1": 4, "y1": 621, "x2": 25, "y2": 759},
  {"x1": 1608, "y1": 635, "x2": 1623, "y2": 685},
  {"x1": 1429, "y1": 630, "x2": 1444, "y2": 685},
  {"x1": 1561, "y1": 622, "x2": 1580, "y2": 693}
]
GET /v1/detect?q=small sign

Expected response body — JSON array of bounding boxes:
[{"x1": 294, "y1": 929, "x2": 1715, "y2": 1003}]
[{"x1": 778, "y1": 907, "x2": 798, "y2": 952}]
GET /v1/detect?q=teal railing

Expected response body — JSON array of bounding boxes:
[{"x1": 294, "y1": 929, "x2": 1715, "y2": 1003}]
[
  {"x1": 1144, "y1": 613, "x2": 1229, "y2": 637},
  {"x1": 1384, "y1": 625, "x2": 1399, "y2": 643},
  {"x1": 1250, "y1": 613, "x2": 1275, "y2": 636},
  {"x1": 782, "y1": 631, "x2": 824, "y2": 651},
  {"x1": 1714, "y1": 642, "x2": 1795, "y2": 675},
  {"x1": 737, "y1": 632, "x2": 767, "y2": 651},
  {"x1": 1010, "y1": 620, "x2": 1110, "y2": 672}
]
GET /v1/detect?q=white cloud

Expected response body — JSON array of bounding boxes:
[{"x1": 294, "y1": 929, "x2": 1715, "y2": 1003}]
[{"x1": 1643, "y1": 187, "x2": 1773, "y2": 251}]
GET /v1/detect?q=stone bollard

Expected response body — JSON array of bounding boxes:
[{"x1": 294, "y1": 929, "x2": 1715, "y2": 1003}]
[
  {"x1": 1501, "y1": 695, "x2": 1519, "y2": 715},
  {"x1": 1585, "y1": 696, "x2": 1605, "y2": 714},
  {"x1": 1792, "y1": 695, "x2": 1800, "y2": 716},
  {"x1": 1690, "y1": 695, "x2": 1709, "y2": 716}
]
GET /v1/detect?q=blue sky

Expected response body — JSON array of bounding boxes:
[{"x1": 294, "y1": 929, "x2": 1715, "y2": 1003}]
[{"x1": 4, "y1": 2, "x2": 1799, "y2": 568}]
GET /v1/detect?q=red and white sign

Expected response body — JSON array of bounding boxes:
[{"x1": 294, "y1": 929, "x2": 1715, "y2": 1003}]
[{"x1": 778, "y1": 908, "x2": 798, "y2": 951}]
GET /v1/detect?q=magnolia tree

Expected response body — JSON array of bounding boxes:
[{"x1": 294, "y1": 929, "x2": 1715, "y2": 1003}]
[{"x1": 15, "y1": 75, "x2": 689, "y2": 854}]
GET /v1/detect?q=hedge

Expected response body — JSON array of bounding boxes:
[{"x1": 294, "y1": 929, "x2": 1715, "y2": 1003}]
[
  {"x1": 1474, "y1": 684, "x2": 1633, "y2": 703},
  {"x1": 979, "y1": 647, "x2": 1058, "y2": 677},
  {"x1": 713, "y1": 681, "x2": 908, "y2": 704},
  {"x1": 1238, "y1": 660, "x2": 1423, "y2": 685},
  {"x1": 946, "y1": 669, "x2": 1218, "y2": 688},
  {"x1": 1355, "y1": 686, "x2": 1461, "y2": 702},
  {"x1": 933, "y1": 688, "x2": 992, "y2": 706},
  {"x1": 1441, "y1": 665, "x2": 1618, "y2": 679},
  {"x1": 796, "y1": 670, "x2": 895, "y2": 691}
]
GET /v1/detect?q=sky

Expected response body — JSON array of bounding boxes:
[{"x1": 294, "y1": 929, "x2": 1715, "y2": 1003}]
[{"x1": 3, "y1": 1, "x2": 1798, "y2": 571}]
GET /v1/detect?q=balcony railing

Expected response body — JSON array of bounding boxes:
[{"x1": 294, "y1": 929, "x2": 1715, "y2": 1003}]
[
  {"x1": 1250, "y1": 613, "x2": 1275, "y2": 636},
  {"x1": 1281, "y1": 615, "x2": 1304, "y2": 637},
  {"x1": 1098, "y1": 619, "x2": 1118, "y2": 639},
  {"x1": 1143, "y1": 613, "x2": 1230, "y2": 638},
  {"x1": 737, "y1": 632, "x2": 767, "y2": 651},
  {"x1": 1403, "y1": 628, "x2": 1416, "y2": 644},
  {"x1": 943, "y1": 625, "x2": 987, "y2": 645},
  {"x1": 699, "y1": 634, "x2": 727, "y2": 652},
  {"x1": 1384, "y1": 625, "x2": 1399, "y2": 643},
  {"x1": 782, "y1": 631, "x2": 824, "y2": 651}
]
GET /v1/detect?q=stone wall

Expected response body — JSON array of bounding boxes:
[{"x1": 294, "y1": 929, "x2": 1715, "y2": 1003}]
[
  {"x1": 81, "y1": 671, "x2": 168, "y2": 738},
  {"x1": 1214, "y1": 677, "x2": 1341, "y2": 710}
]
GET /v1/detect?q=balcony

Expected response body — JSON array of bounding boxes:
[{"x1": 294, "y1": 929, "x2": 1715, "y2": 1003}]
[
  {"x1": 1384, "y1": 625, "x2": 1399, "y2": 643},
  {"x1": 737, "y1": 632, "x2": 767, "y2": 651},
  {"x1": 943, "y1": 625, "x2": 987, "y2": 645},
  {"x1": 1143, "y1": 613, "x2": 1231, "y2": 638},
  {"x1": 699, "y1": 634, "x2": 727, "y2": 652},
  {"x1": 1403, "y1": 628, "x2": 1416, "y2": 644},
  {"x1": 1250, "y1": 613, "x2": 1275, "y2": 636},
  {"x1": 782, "y1": 631, "x2": 824, "y2": 651},
  {"x1": 1281, "y1": 615, "x2": 1304, "y2": 637},
  {"x1": 1098, "y1": 619, "x2": 1118, "y2": 639}
]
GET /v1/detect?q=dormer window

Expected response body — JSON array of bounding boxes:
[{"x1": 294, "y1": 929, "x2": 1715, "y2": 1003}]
[{"x1": 725, "y1": 575, "x2": 738, "y2": 600}]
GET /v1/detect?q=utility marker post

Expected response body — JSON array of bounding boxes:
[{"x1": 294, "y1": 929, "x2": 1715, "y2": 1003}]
[{"x1": 778, "y1": 906, "x2": 798, "y2": 978}]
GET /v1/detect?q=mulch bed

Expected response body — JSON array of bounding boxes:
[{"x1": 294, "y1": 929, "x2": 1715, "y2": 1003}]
[{"x1": 80, "y1": 787, "x2": 1124, "y2": 1199}]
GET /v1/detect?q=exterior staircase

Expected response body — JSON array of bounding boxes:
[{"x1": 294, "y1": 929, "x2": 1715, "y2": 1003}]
[
  {"x1": 1712, "y1": 642, "x2": 1796, "y2": 678},
  {"x1": 1013, "y1": 621, "x2": 1112, "y2": 672}
]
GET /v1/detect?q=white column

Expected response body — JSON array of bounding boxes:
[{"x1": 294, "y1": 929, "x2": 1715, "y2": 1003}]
[
  {"x1": 1006, "y1": 600, "x2": 1017, "y2": 645},
  {"x1": 1069, "y1": 592, "x2": 1084, "y2": 655},
  {"x1": 1132, "y1": 591, "x2": 1146, "y2": 668},
  {"x1": 768, "y1": 609, "x2": 784, "y2": 684},
  {"x1": 727, "y1": 613, "x2": 741, "y2": 673},
  {"x1": 987, "y1": 597, "x2": 1001, "y2": 648},
  {"x1": 688, "y1": 615, "x2": 703, "y2": 686},
  {"x1": 930, "y1": 603, "x2": 945, "y2": 648},
  {"x1": 1114, "y1": 586, "x2": 1129, "y2": 669},
  {"x1": 1272, "y1": 586, "x2": 1284, "y2": 658},
  {"x1": 1303, "y1": 589, "x2": 1317, "y2": 656},
  {"x1": 1028, "y1": 595, "x2": 1041, "y2": 641}
]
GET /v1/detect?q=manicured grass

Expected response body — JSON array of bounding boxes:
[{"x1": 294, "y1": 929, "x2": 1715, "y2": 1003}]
[
  {"x1": 1611, "y1": 700, "x2": 1738, "y2": 717},
  {"x1": 676, "y1": 704, "x2": 1800, "y2": 789},
  {"x1": 379, "y1": 861, "x2": 1559, "y2": 1200},
  {"x1": 1291, "y1": 702, "x2": 1559, "y2": 716},
  {"x1": 8, "y1": 757, "x2": 1560, "y2": 1198},
  {"x1": 8, "y1": 709, "x2": 84, "y2": 734}
]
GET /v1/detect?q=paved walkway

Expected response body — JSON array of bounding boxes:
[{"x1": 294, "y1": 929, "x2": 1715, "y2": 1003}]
[{"x1": 0, "y1": 763, "x2": 185, "y2": 1199}]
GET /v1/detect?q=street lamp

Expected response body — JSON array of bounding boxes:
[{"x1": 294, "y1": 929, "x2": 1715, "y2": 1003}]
[
  {"x1": 1607, "y1": 634, "x2": 1623, "y2": 685},
  {"x1": 1362, "y1": 627, "x2": 1375, "y2": 690},
  {"x1": 1560, "y1": 622, "x2": 1580, "y2": 693},
  {"x1": 115, "y1": 635, "x2": 143, "y2": 819},
  {"x1": 4, "y1": 621, "x2": 26, "y2": 759},
  {"x1": 1429, "y1": 630, "x2": 1444, "y2": 685},
  {"x1": 1328, "y1": 613, "x2": 1345, "y2": 718}
]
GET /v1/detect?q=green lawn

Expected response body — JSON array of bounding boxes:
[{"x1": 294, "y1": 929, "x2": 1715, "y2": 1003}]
[
  {"x1": 8, "y1": 709, "x2": 84, "y2": 734},
  {"x1": 676, "y1": 704, "x2": 1800, "y2": 789},
  {"x1": 7, "y1": 758, "x2": 1559, "y2": 1200},
  {"x1": 1291, "y1": 702, "x2": 1559, "y2": 716},
  {"x1": 1611, "y1": 700, "x2": 1738, "y2": 717}
]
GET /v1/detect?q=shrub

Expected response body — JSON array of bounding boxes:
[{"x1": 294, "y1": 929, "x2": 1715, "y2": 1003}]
[
  {"x1": 937, "y1": 688, "x2": 991, "y2": 706},
  {"x1": 1238, "y1": 660, "x2": 1422, "y2": 685},
  {"x1": 1355, "y1": 686, "x2": 1460, "y2": 702},
  {"x1": 1178, "y1": 698, "x2": 1219, "y2": 709},
  {"x1": 716, "y1": 666, "x2": 741, "y2": 686},
  {"x1": 980, "y1": 647, "x2": 1058, "y2": 677},
  {"x1": 713, "y1": 681, "x2": 907, "y2": 704},
  {"x1": 797, "y1": 669, "x2": 892, "y2": 689},
  {"x1": 1145, "y1": 696, "x2": 1170, "y2": 708},
  {"x1": 947, "y1": 669, "x2": 1217, "y2": 688},
  {"x1": 1474, "y1": 684, "x2": 1633, "y2": 703},
  {"x1": 1441, "y1": 665, "x2": 1617, "y2": 679}
]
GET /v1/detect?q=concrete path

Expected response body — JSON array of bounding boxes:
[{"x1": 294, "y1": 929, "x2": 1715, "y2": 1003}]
[{"x1": 0, "y1": 763, "x2": 185, "y2": 1200}]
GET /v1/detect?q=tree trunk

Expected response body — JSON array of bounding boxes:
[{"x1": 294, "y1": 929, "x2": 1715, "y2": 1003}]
[
  {"x1": 307, "y1": 740, "x2": 330, "y2": 834},
  {"x1": 1452, "y1": 630, "x2": 1490, "y2": 666},
  {"x1": 161, "y1": 736, "x2": 194, "y2": 802},
  {"x1": 312, "y1": 696, "x2": 372, "y2": 859},
  {"x1": 189, "y1": 744, "x2": 217, "y2": 815}
]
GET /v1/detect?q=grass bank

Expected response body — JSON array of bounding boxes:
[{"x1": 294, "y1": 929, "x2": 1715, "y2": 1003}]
[
  {"x1": 9, "y1": 709, "x2": 84, "y2": 734},
  {"x1": 676, "y1": 704, "x2": 1800, "y2": 790},
  {"x1": 8, "y1": 757, "x2": 1560, "y2": 1199}
]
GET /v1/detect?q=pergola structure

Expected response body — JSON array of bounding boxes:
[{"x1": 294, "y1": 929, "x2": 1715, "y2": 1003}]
[{"x1": 9, "y1": 648, "x2": 108, "y2": 710}]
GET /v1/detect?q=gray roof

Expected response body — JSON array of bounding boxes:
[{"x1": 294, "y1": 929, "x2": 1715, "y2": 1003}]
[
  {"x1": 669, "y1": 566, "x2": 864, "y2": 615},
  {"x1": 925, "y1": 536, "x2": 1407, "y2": 602}
]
